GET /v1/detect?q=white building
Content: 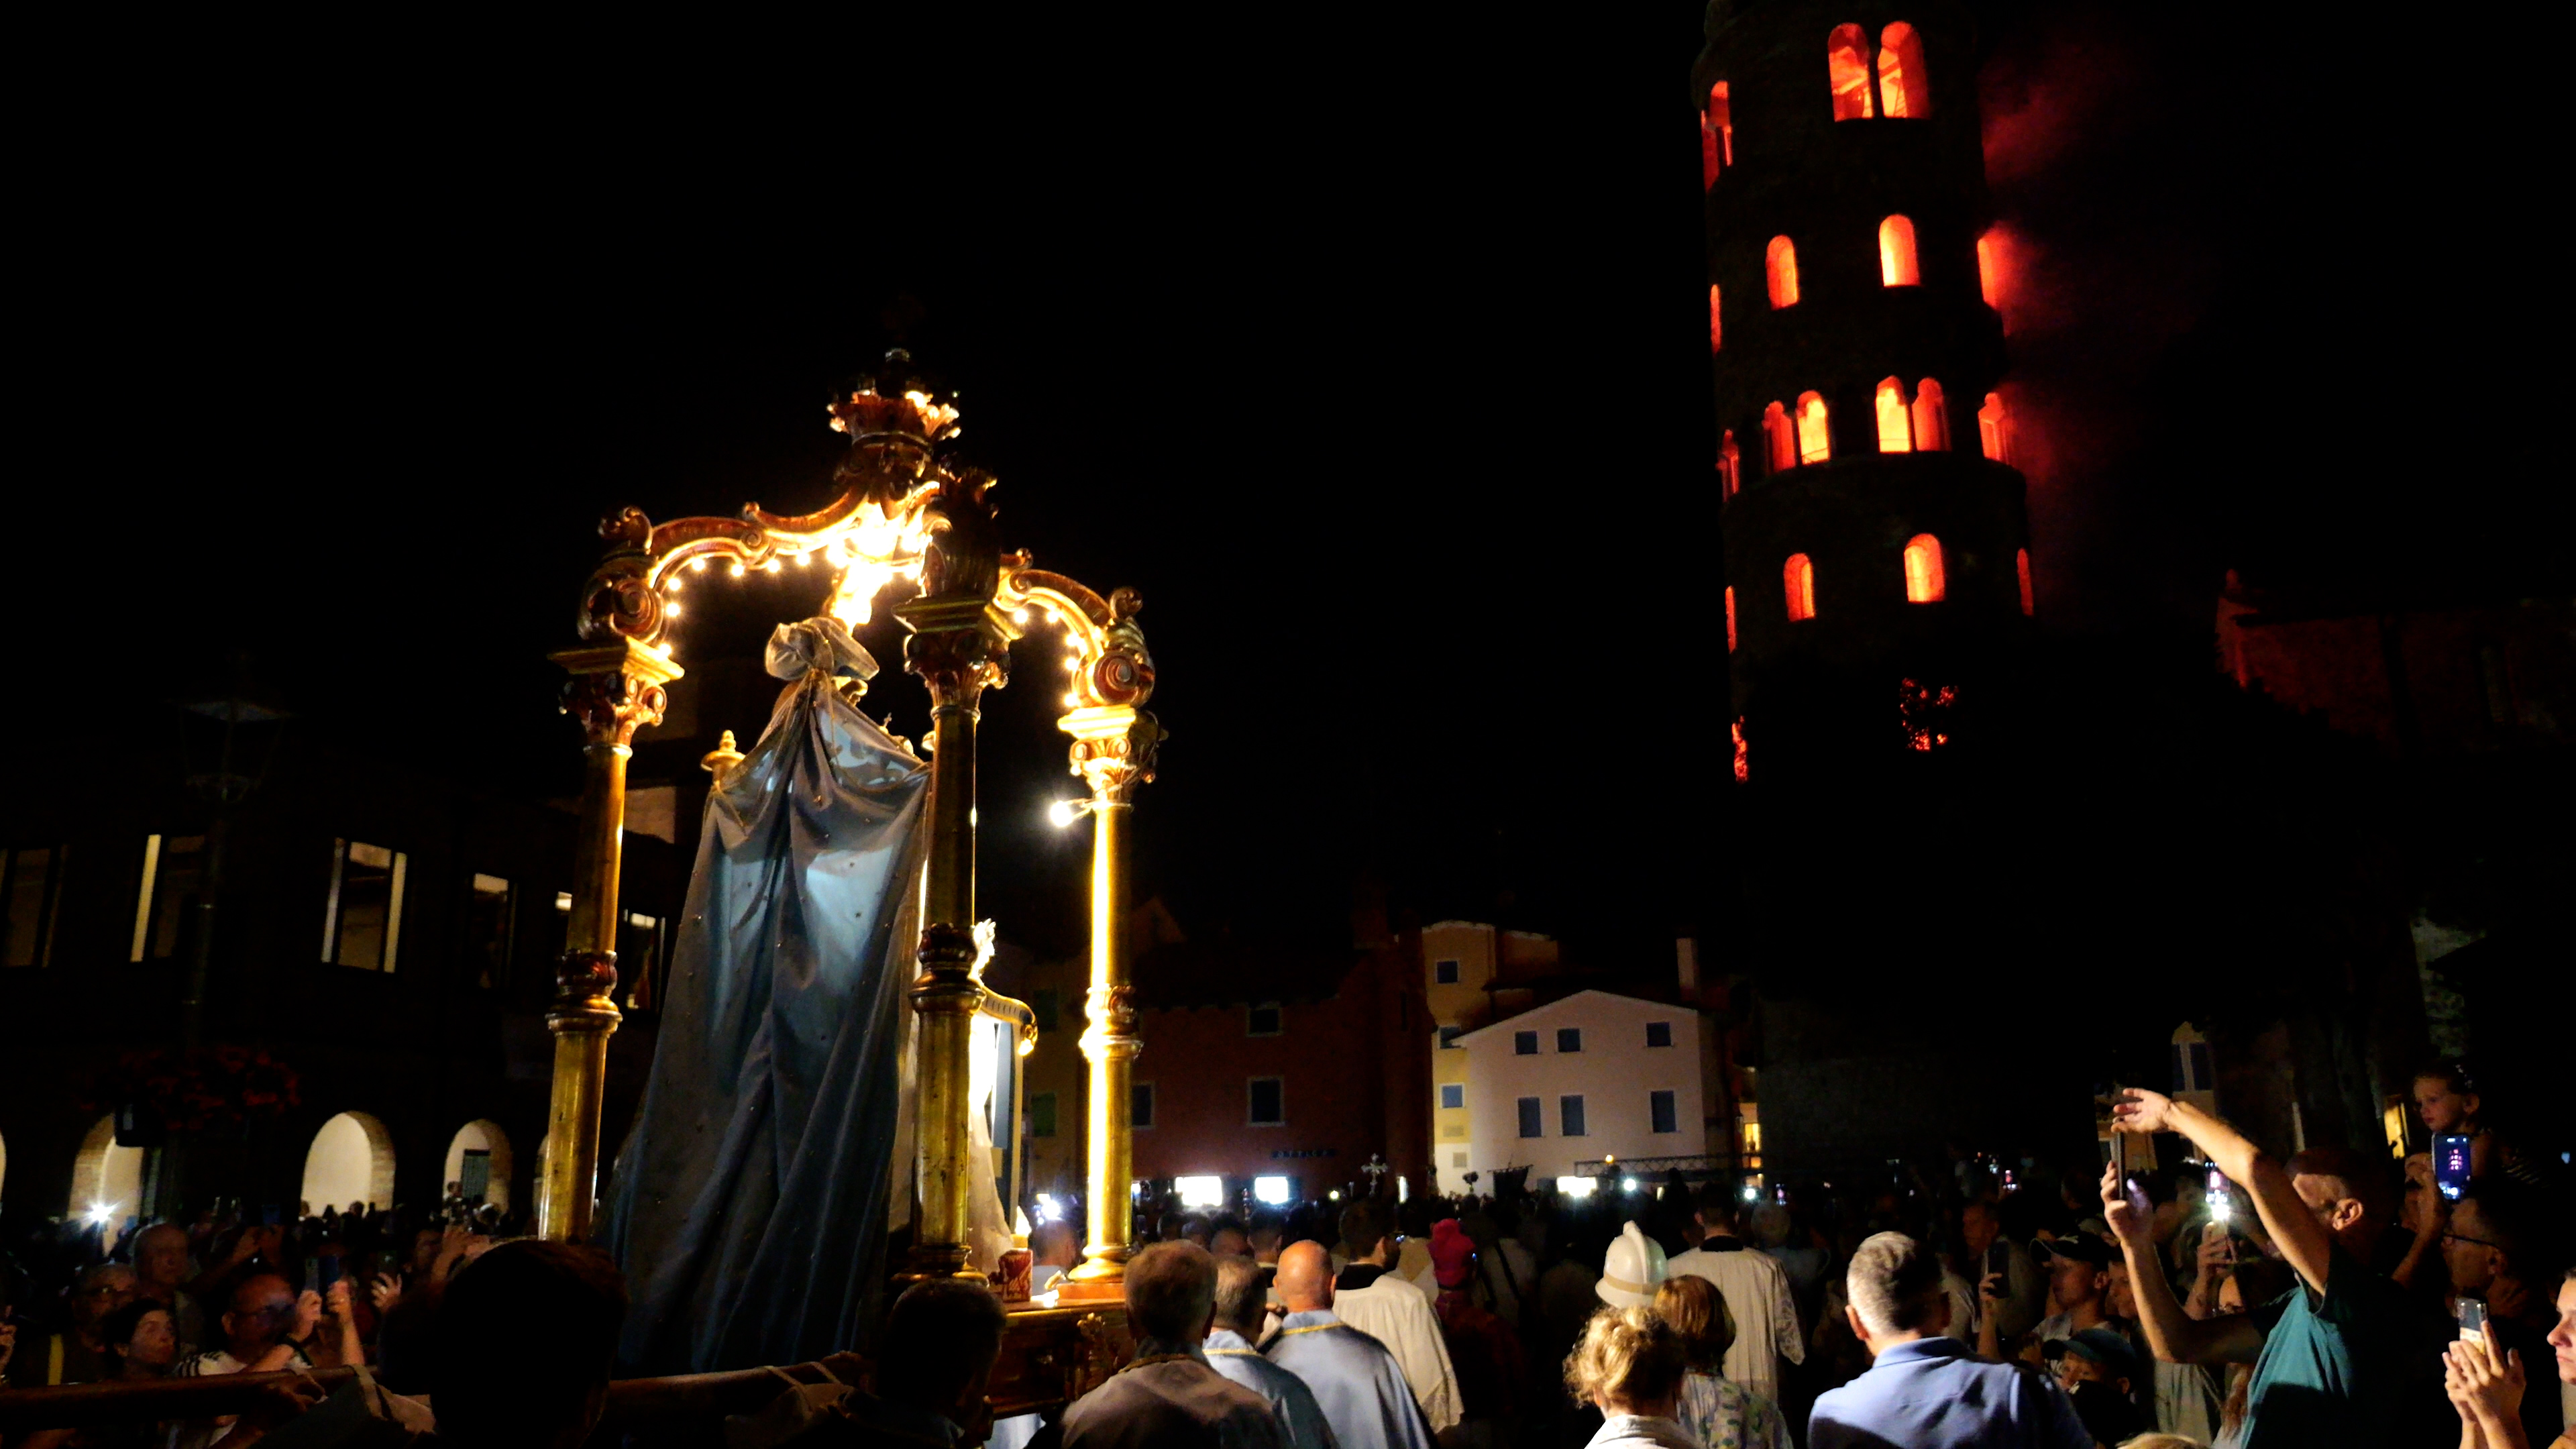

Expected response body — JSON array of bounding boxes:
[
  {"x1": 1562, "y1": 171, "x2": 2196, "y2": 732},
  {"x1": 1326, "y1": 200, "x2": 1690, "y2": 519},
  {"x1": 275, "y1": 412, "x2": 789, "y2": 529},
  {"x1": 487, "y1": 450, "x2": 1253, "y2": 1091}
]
[{"x1": 1454, "y1": 989, "x2": 1707, "y2": 1185}]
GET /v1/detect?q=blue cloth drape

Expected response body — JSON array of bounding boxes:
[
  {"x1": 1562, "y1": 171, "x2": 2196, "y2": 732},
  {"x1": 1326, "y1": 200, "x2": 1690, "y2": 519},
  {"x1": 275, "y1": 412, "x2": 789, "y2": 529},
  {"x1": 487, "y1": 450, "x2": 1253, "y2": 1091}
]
[{"x1": 603, "y1": 671, "x2": 929, "y2": 1374}]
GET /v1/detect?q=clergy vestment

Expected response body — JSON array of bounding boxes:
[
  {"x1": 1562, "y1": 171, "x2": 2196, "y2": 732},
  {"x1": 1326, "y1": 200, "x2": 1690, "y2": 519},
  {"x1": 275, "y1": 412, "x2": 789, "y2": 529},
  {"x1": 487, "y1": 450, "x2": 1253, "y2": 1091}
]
[
  {"x1": 1324, "y1": 1275, "x2": 1461, "y2": 1432},
  {"x1": 1062, "y1": 1340, "x2": 1288, "y2": 1449},
  {"x1": 1203, "y1": 1330, "x2": 1340, "y2": 1449},
  {"x1": 1666, "y1": 1239, "x2": 1805, "y2": 1409},
  {"x1": 1265, "y1": 1311, "x2": 1438, "y2": 1449}
]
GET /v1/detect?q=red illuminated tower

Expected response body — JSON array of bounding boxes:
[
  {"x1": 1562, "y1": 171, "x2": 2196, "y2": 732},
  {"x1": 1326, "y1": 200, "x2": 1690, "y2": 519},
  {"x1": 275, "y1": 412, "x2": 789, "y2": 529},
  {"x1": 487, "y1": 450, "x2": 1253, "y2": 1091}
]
[{"x1": 1695, "y1": 0, "x2": 2031, "y2": 779}]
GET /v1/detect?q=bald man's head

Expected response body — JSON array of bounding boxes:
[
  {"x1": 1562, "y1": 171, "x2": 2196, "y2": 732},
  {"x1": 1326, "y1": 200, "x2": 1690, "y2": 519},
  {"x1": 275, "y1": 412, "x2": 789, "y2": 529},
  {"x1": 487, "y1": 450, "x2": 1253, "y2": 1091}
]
[{"x1": 1275, "y1": 1240, "x2": 1335, "y2": 1313}]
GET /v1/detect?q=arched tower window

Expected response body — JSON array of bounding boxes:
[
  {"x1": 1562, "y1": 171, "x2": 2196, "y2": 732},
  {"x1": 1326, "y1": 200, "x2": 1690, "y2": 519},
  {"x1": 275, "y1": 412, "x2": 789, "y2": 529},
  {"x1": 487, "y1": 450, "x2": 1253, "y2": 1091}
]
[
  {"x1": 1701, "y1": 82, "x2": 1733, "y2": 190},
  {"x1": 1795, "y1": 391, "x2": 1831, "y2": 464},
  {"x1": 1976, "y1": 231, "x2": 2003, "y2": 311},
  {"x1": 1829, "y1": 25, "x2": 1875, "y2": 121},
  {"x1": 1708, "y1": 284, "x2": 1723, "y2": 354},
  {"x1": 1784, "y1": 553, "x2": 1817, "y2": 621},
  {"x1": 1979, "y1": 391, "x2": 2012, "y2": 463},
  {"x1": 1911, "y1": 378, "x2": 1949, "y2": 450},
  {"x1": 1877, "y1": 23, "x2": 1929, "y2": 117},
  {"x1": 1903, "y1": 534, "x2": 1946, "y2": 602},
  {"x1": 1725, "y1": 586, "x2": 1738, "y2": 651},
  {"x1": 1878, "y1": 215, "x2": 1920, "y2": 286},
  {"x1": 1875, "y1": 378, "x2": 1914, "y2": 453},
  {"x1": 1762, "y1": 402, "x2": 1796, "y2": 472},
  {"x1": 2017, "y1": 547, "x2": 2035, "y2": 615},
  {"x1": 1766, "y1": 236, "x2": 1800, "y2": 309},
  {"x1": 1719, "y1": 431, "x2": 1741, "y2": 498}
]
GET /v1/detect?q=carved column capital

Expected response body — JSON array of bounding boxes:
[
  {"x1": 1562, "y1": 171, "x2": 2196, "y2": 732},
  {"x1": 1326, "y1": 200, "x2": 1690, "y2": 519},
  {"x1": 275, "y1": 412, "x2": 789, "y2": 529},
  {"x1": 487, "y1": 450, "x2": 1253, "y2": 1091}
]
[
  {"x1": 551, "y1": 639, "x2": 684, "y2": 749},
  {"x1": 1061, "y1": 706, "x2": 1163, "y2": 804},
  {"x1": 895, "y1": 598, "x2": 1022, "y2": 711}
]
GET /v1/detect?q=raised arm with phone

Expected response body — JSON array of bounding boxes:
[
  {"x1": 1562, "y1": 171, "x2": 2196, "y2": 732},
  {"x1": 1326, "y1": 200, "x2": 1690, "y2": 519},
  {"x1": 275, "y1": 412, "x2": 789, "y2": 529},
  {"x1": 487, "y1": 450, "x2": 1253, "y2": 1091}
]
[{"x1": 2102, "y1": 1086, "x2": 2417, "y2": 1449}]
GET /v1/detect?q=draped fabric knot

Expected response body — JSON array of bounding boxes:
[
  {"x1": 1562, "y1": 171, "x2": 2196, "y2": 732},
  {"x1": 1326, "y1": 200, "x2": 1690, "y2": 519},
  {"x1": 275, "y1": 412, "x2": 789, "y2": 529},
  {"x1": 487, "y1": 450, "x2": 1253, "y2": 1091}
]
[{"x1": 765, "y1": 616, "x2": 879, "y2": 682}]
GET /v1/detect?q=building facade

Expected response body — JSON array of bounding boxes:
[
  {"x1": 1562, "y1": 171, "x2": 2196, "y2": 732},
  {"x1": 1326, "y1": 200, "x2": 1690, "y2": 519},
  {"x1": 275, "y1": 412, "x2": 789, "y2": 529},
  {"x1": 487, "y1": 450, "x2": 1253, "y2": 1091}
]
[
  {"x1": 0, "y1": 713, "x2": 688, "y2": 1236},
  {"x1": 1454, "y1": 990, "x2": 1710, "y2": 1185}
]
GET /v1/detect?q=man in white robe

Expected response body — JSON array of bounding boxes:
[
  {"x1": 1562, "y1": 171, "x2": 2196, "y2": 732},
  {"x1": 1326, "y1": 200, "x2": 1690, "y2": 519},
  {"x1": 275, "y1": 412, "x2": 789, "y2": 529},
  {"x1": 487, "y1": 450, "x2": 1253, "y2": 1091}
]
[
  {"x1": 1265, "y1": 1242, "x2": 1437, "y2": 1449},
  {"x1": 1664, "y1": 1184, "x2": 1803, "y2": 1409},
  {"x1": 1322, "y1": 1203, "x2": 1460, "y2": 1433}
]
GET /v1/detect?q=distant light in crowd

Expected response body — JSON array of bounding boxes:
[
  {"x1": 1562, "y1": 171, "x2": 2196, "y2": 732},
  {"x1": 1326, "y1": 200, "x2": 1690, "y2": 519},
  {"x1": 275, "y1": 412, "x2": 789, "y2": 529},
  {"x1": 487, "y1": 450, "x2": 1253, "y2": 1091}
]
[
  {"x1": 1558, "y1": 1177, "x2": 1597, "y2": 1199},
  {"x1": 1252, "y1": 1176, "x2": 1293, "y2": 1205},
  {"x1": 1328, "y1": 1189, "x2": 1342, "y2": 1201},
  {"x1": 1741, "y1": 1184, "x2": 1760, "y2": 1201},
  {"x1": 1036, "y1": 1193, "x2": 1064, "y2": 1223},
  {"x1": 1175, "y1": 1175, "x2": 1224, "y2": 1208},
  {"x1": 1621, "y1": 1177, "x2": 1640, "y2": 1193},
  {"x1": 87, "y1": 1203, "x2": 116, "y2": 1226}
]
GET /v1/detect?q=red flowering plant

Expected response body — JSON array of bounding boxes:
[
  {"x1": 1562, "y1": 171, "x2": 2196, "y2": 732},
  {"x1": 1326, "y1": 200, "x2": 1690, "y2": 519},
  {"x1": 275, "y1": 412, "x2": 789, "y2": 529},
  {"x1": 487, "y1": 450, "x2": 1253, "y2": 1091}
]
[{"x1": 83, "y1": 1046, "x2": 303, "y2": 1134}]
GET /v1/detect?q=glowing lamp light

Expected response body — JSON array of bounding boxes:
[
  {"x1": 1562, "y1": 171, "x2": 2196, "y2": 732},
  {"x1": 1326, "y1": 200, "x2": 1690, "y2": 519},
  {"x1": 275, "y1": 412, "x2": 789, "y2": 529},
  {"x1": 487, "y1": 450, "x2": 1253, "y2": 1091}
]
[
  {"x1": 1328, "y1": 1189, "x2": 1342, "y2": 1201},
  {"x1": 1036, "y1": 1192, "x2": 1065, "y2": 1223},
  {"x1": 1012, "y1": 608, "x2": 1029, "y2": 624},
  {"x1": 1622, "y1": 1177, "x2": 1640, "y2": 1193},
  {"x1": 729, "y1": 561, "x2": 747, "y2": 578},
  {"x1": 1047, "y1": 799, "x2": 1090, "y2": 828},
  {"x1": 690, "y1": 557, "x2": 708, "y2": 573},
  {"x1": 86, "y1": 1203, "x2": 117, "y2": 1226}
]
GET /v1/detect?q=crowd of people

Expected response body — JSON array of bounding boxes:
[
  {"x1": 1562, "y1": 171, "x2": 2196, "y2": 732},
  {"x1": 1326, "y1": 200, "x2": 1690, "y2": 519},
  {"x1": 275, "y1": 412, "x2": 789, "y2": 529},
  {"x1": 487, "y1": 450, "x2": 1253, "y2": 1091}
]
[{"x1": 1, "y1": 1063, "x2": 2567, "y2": 1449}]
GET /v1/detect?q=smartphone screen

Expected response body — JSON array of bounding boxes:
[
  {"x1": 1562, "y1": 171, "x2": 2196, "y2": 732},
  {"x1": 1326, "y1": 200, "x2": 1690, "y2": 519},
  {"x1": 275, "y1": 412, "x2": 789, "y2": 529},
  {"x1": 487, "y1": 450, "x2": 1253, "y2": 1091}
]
[
  {"x1": 2434, "y1": 1134, "x2": 2472, "y2": 1200},
  {"x1": 2206, "y1": 1164, "x2": 2233, "y2": 1223},
  {"x1": 2456, "y1": 1297, "x2": 2488, "y2": 1343}
]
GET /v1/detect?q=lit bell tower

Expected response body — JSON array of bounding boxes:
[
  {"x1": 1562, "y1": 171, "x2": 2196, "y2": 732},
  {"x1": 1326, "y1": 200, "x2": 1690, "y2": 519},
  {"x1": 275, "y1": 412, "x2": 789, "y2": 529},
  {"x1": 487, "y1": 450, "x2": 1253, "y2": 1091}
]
[{"x1": 1695, "y1": 0, "x2": 2031, "y2": 780}]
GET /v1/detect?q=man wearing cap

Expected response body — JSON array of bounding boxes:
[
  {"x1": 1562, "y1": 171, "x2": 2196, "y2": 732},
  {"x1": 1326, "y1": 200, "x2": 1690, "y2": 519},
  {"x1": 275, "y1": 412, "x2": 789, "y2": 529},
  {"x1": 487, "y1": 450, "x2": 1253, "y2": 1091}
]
[
  {"x1": 2054, "y1": 1328, "x2": 2148, "y2": 1446},
  {"x1": 1666, "y1": 1185, "x2": 1804, "y2": 1411},
  {"x1": 2010, "y1": 1232, "x2": 2134, "y2": 1358},
  {"x1": 1267, "y1": 1241, "x2": 1438, "y2": 1449},
  {"x1": 1426, "y1": 1220, "x2": 1523, "y2": 1448}
]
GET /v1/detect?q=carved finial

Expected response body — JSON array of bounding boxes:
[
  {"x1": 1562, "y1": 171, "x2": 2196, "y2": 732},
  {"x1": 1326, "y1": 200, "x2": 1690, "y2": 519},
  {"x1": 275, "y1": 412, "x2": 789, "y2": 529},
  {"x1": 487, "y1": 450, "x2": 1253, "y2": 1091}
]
[{"x1": 700, "y1": 729, "x2": 745, "y2": 784}]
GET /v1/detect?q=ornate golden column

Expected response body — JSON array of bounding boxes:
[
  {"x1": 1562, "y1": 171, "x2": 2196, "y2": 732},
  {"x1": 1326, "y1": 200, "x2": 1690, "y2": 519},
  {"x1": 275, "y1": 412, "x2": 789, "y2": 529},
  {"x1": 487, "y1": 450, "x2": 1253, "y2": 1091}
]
[
  {"x1": 896, "y1": 462, "x2": 1021, "y2": 1281},
  {"x1": 1059, "y1": 704, "x2": 1161, "y2": 1293},
  {"x1": 541, "y1": 635, "x2": 680, "y2": 1240}
]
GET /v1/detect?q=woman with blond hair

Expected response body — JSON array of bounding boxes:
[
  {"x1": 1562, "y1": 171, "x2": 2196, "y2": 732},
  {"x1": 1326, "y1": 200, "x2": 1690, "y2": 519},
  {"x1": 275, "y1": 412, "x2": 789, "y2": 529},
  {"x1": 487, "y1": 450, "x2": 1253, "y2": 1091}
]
[
  {"x1": 1564, "y1": 1306, "x2": 1697, "y2": 1449},
  {"x1": 1652, "y1": 1275, "x2": 1791, "y2": 1449}
]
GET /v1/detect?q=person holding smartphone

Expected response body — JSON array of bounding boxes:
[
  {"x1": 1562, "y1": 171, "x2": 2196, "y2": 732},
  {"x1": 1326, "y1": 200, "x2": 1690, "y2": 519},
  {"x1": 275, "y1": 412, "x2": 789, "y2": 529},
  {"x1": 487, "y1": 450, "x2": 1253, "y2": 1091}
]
[
  {"x1": 2443, "y1": 1266, "x2": 2576, "y2": 1449},
  {"x1": 2100, "y1": 1086, "x2": 2420, "y2": 1449}
]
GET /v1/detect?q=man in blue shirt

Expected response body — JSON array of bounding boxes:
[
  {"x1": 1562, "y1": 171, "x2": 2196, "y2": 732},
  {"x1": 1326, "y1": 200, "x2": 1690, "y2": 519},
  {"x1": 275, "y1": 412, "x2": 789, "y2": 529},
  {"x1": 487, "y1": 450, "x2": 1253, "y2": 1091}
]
[{"x1": 1809, "y1": 1232, "x2": 2091, "y2": 1449}]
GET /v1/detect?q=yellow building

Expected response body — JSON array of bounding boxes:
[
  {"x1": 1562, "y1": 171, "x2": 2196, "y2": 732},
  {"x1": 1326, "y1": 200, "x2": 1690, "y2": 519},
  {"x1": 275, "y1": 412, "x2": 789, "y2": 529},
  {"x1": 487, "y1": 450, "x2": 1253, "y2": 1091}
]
[{"x1": 1421, "y1": 921, "x2": 1560, "y2": 1194}]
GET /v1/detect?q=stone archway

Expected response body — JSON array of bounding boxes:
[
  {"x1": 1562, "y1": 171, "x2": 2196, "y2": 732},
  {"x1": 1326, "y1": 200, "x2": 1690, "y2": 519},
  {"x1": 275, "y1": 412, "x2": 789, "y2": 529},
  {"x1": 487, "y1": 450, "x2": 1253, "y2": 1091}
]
[
  {"x1": 67, "y1": 1114, "x2": 146, "y2": 1223},
  {"x1": 442, "y1": 1120, "x2": 515, "y2": 1212},
  {"x1": 301, "y1": 1112, "x2": 397, "y2": 1214}
]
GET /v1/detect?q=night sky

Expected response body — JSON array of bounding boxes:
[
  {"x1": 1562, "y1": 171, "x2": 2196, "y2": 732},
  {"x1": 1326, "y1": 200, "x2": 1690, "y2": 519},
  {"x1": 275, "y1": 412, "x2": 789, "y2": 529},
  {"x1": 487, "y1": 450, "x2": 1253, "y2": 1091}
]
[{"x1": 15, "y1": 5, "x2": 2561, "y2": 964}]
